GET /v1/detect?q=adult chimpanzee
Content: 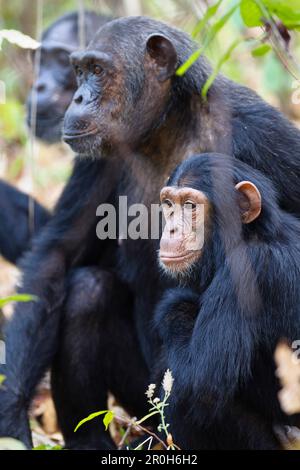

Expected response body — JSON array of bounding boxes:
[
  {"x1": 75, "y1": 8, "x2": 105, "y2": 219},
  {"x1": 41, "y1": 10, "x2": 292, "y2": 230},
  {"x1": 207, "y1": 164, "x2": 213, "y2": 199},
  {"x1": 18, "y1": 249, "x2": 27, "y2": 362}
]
[
  {"x1": 27, "y1": 10, "x2": 112, "y2": 143},
  {"x1": 1, "y1": 16, "x2": 300, "y2": 449},
  {"x1": 155, "y1": 153, "x2": 300, "y2": 449},
  {"x1": 0, "y1": 11, "x2": 113, "y2": 264}
]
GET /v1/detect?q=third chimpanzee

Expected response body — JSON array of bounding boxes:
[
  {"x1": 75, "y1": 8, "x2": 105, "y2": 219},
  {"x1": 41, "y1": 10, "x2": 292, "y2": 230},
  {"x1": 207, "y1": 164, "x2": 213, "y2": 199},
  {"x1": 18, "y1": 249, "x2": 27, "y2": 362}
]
[
  {"x1": 155, "y1": 153, "x2": 300, "y2": 449},
  {"x1": 27, "y1": 11, "x2": 112, "y2": 143},
  {"x1": 0, "y1": 11, "x2": 113, "y2": 264},
  {"x1": 0, "y1": 182, "x2": 50, "y2": 264},
  {"x1": 2, "y1": 16, "x2": 300, "y2": 449}
]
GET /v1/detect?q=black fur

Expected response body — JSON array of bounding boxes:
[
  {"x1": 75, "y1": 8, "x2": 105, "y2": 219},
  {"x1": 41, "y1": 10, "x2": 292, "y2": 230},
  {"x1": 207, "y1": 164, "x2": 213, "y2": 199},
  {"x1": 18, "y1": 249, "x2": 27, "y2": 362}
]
[{"x1": 0, "y1": 181, "x2": 50, "y2": 263}]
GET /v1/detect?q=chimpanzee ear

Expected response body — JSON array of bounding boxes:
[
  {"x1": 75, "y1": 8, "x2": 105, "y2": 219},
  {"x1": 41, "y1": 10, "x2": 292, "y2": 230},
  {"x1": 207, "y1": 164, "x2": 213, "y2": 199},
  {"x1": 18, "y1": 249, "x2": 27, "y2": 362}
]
[
  {"x1": 146, "y1": 34, "x2": 178, "y2": 82},
  {"x1": 235, "y1": 181, "x2": 262, "y2": 224}
]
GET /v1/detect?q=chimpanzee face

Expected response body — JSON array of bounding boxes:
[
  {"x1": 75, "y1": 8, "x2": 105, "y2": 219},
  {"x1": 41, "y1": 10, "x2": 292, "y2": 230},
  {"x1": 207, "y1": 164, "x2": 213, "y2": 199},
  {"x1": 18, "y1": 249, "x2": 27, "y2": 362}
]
[
  {"x1": 159, "y1": 180, "x2": 262, "y2": 278},
  {"x1": 159, "y1": 186, "x2": 211, "y2": 276},
  {"x1": 63, "y1": 20, "x2": 178, "y2": 156},
  {"x1": 26, "y1": 42, "x2": 77, "y2": 143}
]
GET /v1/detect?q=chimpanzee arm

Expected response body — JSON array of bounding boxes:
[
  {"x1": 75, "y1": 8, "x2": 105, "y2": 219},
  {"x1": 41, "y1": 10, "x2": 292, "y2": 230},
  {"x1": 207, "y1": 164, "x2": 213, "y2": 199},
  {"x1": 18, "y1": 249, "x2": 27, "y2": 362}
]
[
  {"x1": 0, "y1": 157, "x2": 117, "y2": 445},
  {"x1": 154, "y1": 287, "x2": 199, "y2": 339},
  {"x1": 155, "y1": 267, "x2": 260, "y2": 415},
  {"x1": 0, "y1": 181, "x2": 50, "y2": 264}
]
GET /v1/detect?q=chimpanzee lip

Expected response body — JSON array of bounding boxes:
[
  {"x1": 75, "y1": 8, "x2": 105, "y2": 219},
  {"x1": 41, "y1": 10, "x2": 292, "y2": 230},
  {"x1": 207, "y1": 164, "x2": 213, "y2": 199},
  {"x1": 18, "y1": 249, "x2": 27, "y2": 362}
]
[
  {"x1": 63, "y1": 127, "x2": 98, "y2": 140},
  {"x1": 160, "y1": 250, "x2": 198, "y2": 264}
]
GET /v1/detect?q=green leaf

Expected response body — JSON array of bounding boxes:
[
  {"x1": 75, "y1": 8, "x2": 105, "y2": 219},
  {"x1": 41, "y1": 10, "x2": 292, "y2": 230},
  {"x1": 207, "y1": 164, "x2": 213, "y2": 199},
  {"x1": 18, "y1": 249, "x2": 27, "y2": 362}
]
[
  {"x1": 0, "y1": 99, "x2": 26, "y2": 142},
  {"x1": 202, "y1": 39, "x2": 243, "y2": 98},
  {"x1": 240, "y1": 0, "x2": 264, "y2": 27},
  {"x1": 0, "y1": 294, "x2": 38, "y2": 309},
  {"x1": 284, "y1": 23, "x2": 300, "y2": 30},
  {"x1": 208, "y1": 4, "x2": 239, "y2": 37},
  {"x1": 192, "y1": 0, "x2": 223, "y2": 38},
  {"x1": 264, "y1": 0, "x2": 300, "y2": 23},
  {"x1": 177, "y1": 4, "x2": 238, "y2": 76},
  {"x1": 74, "y1": 410, "x2": 109, "y2": 432},
  {"x1": 103, "y1": 411, "x2": 114, "y2": 431},
  {"x1": 251, "y1": 43, "x2": 272, "y2": 56},
  {"x1": 0, "y1": 375, "x2": 6, "y2": 386},
  {"x1": 34, "y1": 444, "x2": 63, "y2": 450},
  {"x1": 176, "y1": 48, "x2": 203, "y2": 76},
  {"x1": 135, "y1": 410, "x2": 160, "y2": 426}
]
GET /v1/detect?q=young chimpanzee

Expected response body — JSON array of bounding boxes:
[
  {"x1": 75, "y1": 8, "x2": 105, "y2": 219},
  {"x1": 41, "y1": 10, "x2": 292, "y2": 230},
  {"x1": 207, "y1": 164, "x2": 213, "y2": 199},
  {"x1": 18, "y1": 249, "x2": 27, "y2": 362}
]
[
  {"x1": 2, "y1": 16, "x2": 300, "y2": 449},
  {"x1": 155, "y1": 153, "x2": 300, "y2": 449},
  {"x1": 0, "y1": 12, "x2": 113, "y2": 264}
]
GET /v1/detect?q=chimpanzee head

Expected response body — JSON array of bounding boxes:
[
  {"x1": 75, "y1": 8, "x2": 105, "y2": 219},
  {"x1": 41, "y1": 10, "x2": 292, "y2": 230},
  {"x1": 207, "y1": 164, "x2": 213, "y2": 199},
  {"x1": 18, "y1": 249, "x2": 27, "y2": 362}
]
[
  {"x1": 63, "y1": 16, "x2": 210, "y2": 155},
  {"x1": 26, "y1": 12, "x2": 111, "y2": 143},
  {"x1": 159, "y1": 153, "x2": 279, "y2": 278}
]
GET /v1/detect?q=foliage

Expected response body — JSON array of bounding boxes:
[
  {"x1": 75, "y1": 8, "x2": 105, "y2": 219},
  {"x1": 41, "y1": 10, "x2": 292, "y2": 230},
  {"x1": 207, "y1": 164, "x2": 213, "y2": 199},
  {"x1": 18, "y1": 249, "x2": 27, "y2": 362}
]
[
  {"x1": 143, "y1": 369, "x2": 175, "y2": 449},
  {"x1": 177, "y1": 0, "x2": 300, "y2": 97},
  {"x1": 34, "y1": 444, "x2": 63, "y2": 450},
  {"x1": 0, "y1": 99, "x2": 27, "y2": 143},
  {"x1": 74, "y1": 410, "x2": 114, "y2": 433},
  {"x1": 0, "y1": 294, "x2": 38, "y2": 309},
  {"x1": 73, "y1": 369, "x2": 177, "y2": 450}
]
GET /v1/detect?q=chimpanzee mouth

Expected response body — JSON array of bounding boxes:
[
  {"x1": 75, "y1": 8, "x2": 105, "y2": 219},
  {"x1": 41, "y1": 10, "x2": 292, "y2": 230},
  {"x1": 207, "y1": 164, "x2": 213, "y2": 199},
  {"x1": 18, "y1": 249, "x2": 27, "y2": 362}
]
[
  {"x1": 160, "y1": 250, "x2": 199, "y2": 265},
  {"x1": 37, "y1": 112, "x2": 64, "y2": 122},
  {"x1": 27, "y1": 113, "x2": 63, "y2": 129},
  {"x1": 63, "y1": 127, "x2": 98, "y2": 141},
  {"x1": 63, "y1": 128, "x2": 102, "y2": 155}
]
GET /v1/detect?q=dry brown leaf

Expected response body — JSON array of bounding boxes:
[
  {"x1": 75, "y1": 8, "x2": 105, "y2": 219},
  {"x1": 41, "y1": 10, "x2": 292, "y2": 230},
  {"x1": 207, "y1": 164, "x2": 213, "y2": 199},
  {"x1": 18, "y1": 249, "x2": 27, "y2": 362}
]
[{"x1": 275, "y1": 341, "x2": 300, "y2": 415}]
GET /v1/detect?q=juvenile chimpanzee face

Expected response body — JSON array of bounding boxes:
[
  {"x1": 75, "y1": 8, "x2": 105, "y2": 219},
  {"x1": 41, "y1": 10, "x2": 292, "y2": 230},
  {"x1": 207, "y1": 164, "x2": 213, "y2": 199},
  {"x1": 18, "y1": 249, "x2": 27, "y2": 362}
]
[
  {"x1": 159, "y1": 179, "x2": 262, "y2": 277},
  {"x1": 27, "y1": 42, "x2": 77, "y2": 143},
  {"x1": 159, "y1": 186, "x2": 211, "y2": 276},
  {"x1": 63, "y1": 19, "x2": 178, "y2": 155}
]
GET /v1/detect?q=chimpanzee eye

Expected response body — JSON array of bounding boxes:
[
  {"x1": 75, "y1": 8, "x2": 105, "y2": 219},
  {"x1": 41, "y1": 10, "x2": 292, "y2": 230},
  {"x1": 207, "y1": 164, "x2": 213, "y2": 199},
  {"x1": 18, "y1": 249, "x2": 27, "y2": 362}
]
[
  {"x1": 162, "y1": 199, "x2": 173, "y2": 209},
  {"x1": 57, "y1": 50, "x2": 69, "y2": 66},
  {"x1": 75, "y1": 65, "x2": 83, "y2": 77},
  {"x1": 184, "y1": 201, "x2": 197, "y2": 210},
  {"x1": 94, "y1": 64, "x2": 103, "y2": 75}
]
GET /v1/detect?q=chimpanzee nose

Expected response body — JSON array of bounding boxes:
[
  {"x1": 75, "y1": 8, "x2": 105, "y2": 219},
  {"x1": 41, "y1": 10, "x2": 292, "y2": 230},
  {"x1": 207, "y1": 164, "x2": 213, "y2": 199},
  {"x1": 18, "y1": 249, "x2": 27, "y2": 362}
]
[
  {"x1": 160, "y1": 224, "x2": 183, "y2": 255},
  {"x1": 72, "y1": 86, "x2": 94, "y2": 106},
  {"x1": 36, "y1": 82, "x2": 46, "y2": 93},
  {"x1": 29, "y1": 80, "x2": 53, "y2": 115},
  {"x1": 74, "y1": 94, "x2": 83, "y2": 104},
  {"x1": 63, "y1": 99, "x2": 94, "y2": 140}
]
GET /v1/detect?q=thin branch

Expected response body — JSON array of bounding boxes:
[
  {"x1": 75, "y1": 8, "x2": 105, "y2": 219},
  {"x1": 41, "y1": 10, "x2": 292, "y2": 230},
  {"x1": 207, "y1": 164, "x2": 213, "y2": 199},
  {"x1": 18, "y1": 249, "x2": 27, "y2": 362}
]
[
  {"x1": 115, "y1": 416, "x2": 168, "y2": 450},
  {"x1": 117, "y1": 420, "x2": 133, "y2": 450}
]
